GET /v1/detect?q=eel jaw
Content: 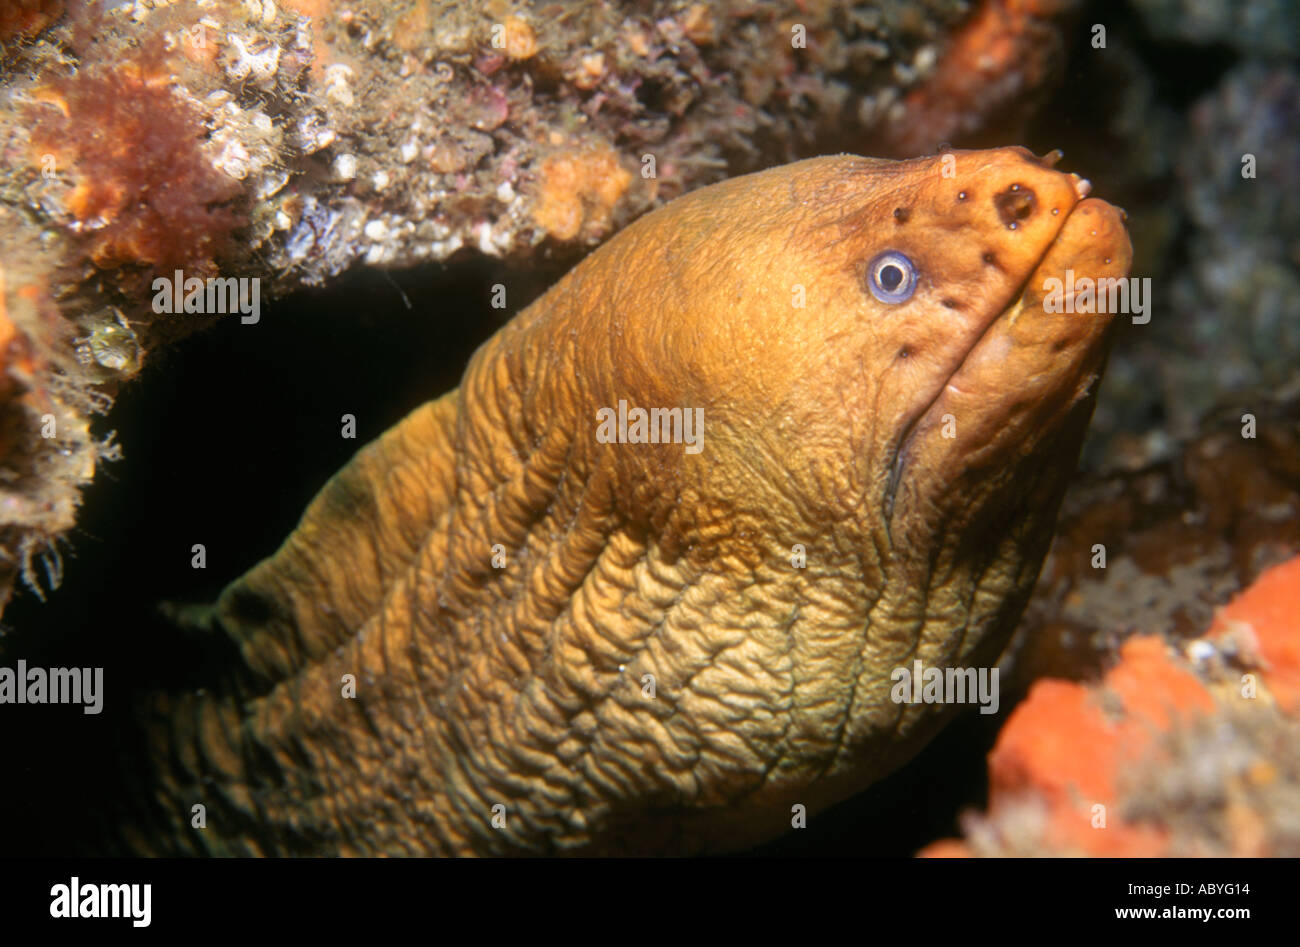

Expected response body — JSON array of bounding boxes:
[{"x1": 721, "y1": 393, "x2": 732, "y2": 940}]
[{"x1": 882, "y1": 194, "x2": 1132, "y2": 530}]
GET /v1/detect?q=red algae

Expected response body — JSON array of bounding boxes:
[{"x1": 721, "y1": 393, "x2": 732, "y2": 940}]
[
  {"x1": 29, "y1": 53, "x2": 244, "y2": 287},
  {"x1": 531, "y1": 146, "x2": 633, "y2": 242}
]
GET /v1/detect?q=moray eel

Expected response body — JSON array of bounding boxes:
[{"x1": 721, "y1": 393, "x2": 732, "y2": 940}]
[{"x1": 139, "y1": 147, "x2": 1131, "y2": 856}]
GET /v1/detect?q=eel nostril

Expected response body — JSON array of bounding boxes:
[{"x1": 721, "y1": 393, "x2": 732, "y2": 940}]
[{"x1": 995, "y1": 186, "x2": 1037, "y2": 228}]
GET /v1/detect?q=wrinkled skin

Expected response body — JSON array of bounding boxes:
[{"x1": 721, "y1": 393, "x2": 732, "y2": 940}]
[{"x1": 139, "y1": 148, "x2": 1131, "y2": 855}]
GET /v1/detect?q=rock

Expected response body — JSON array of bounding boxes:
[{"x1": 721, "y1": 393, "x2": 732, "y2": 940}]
[{"x1": 927, "y1": 556, "x2": 1300, "y2": 857}]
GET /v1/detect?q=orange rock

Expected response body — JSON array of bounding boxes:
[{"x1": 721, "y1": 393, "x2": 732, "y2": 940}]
[
  {"x1": 28, "y1": 59, "x2": 241, "y2": 279},
  {"x1": 682, "y1": 4, "x2": 718, "y2": 46},
  {"x1": 926, "y1": 559, "x2": 1300, "y2": 856},
  {"x1": 0, "y1": 267, "x2": 14, "y2": 406},
  {"x1": 0, "y1": 268, "x2": 14, "y2": 354},
  {"x1": 177, "y1": 23, "x2": 220, "y2": 70},
  {"x1": 0, "y1": 265, "x2": 58, "y2": 470},
  {"x1": 971, "y1": 637, "x2": 1213, "y2": 855},
  {"x1": 1210, "y1": 555, "x2": 1300, "y2": 712},
  {"x1": 919, "y1": 839, "x2": 971, "y2": 857},
  {"x1": 531, "y1": 146, "x2": 632, "y2": 242},
  {"x1": 1105, "y1": 636, "x2": 1215, "y2": 732},
  {"x1": 502, "y1": 16, "x2": 538, "y2": 61},
  {"x1": 279, "y1": 0, "x2": 330, "y2": 16},
  {"x1": 991, "y1": 639, "x2": 1213, "y2": 804},
  {"x1": 990, "y1": 677, "x2": 1119, "y2": 802}
]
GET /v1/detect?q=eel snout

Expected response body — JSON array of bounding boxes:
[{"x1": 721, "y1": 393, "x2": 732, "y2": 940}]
[{"x1": 898, "y1": 193, "x2": 1132, "y2": 480}]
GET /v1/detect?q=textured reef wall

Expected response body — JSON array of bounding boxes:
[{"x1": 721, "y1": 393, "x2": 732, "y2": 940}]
[{"x1": 0, "y1": 0, "x2": 1081, "y2": 613}]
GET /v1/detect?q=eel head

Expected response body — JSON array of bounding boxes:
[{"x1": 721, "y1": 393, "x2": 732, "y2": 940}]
[{"x1": 144, "y1": 148, "x2": 1130, "y2": 856}]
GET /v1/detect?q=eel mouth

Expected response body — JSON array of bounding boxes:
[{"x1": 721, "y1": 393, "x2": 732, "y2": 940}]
[{"x1": 883, "y1": 192, "x2": 1132, "y2": 524}]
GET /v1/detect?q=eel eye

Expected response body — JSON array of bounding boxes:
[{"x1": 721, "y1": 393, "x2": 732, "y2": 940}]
[{"x1": 866, "y1": 251, "x2": 917, "y2": 304}]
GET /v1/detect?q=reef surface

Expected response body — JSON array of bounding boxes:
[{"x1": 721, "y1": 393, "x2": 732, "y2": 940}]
[{"x1": 0, "y1": 0, "x2": 1087, "y2": 612}]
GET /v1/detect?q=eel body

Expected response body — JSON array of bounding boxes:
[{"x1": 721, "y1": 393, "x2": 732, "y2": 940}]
[{"x1": 141, "y1": 147, "x2": 1131, "y2": 855}]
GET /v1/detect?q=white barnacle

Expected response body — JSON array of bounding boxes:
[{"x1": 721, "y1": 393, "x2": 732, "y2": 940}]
[
  {"x1": 89, "y1": 321, "x2": 140, "y2": 374},
  {"x1": 212, "y1": 135, "x2": 252, "y2": 180},
  {"x1": 1186, "y1": 639, "x2": 1217, "y2": 666},
  {"x1": 254, "y1": 167, "x2": 290, "y2": 200},
  {"x1": 334, "y1": 153, "x2": 358, "y2": 181},
  {"x1": 224, "y1": 34, "x2": 253, "y2": 82},
  {"x1": 913, "y1": 45, "x2": 938, "y2": 77},
  {"x1": 475, "y1": 221, "x2": 497, "y2": 255},
  {"x1": 296, "y1": 111, "x2": 336, "y2": 154},
  {"x1": 224, "y1": 33, "x2": 281, "y2": 87},
  {"x1": 324, "y1": 63, "x2": 355, "y2": 107}
]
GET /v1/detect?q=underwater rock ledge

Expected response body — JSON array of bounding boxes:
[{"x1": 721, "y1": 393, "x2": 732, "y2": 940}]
[{"x1": 0, "y1": 0, "x2": 1080, "y2": 613}]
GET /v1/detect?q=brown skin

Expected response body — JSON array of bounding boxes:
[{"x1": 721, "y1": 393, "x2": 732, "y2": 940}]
[{"x1": 140, "y1": 148, "x2": 1131, "y2": 855}]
